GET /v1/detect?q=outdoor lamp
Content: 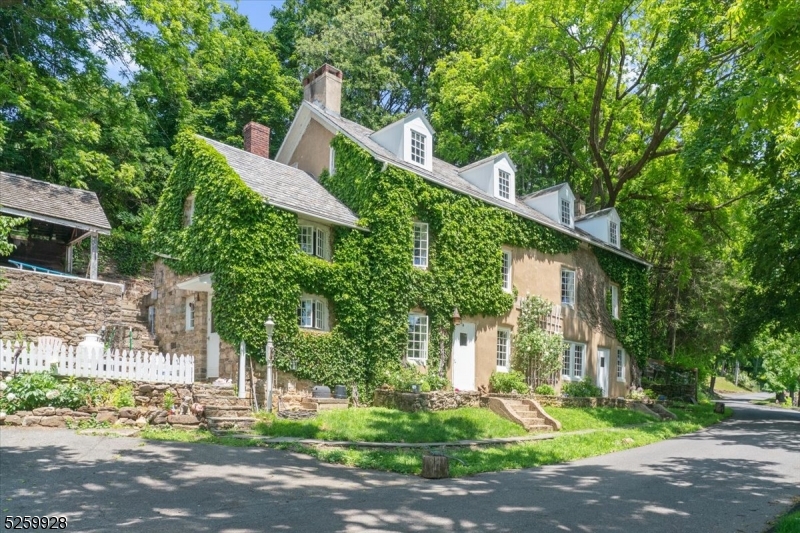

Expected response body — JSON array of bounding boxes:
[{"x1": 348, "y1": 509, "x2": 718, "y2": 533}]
[
  {"x1": 265, "y1": 316, "x2": 275, "y2": 413},
  {"x1": 264, "y1": 316, "x2": 275, "y2": 339},
  {"x1": 451, "y1": 308, "x2": 462, "y2": 327}
]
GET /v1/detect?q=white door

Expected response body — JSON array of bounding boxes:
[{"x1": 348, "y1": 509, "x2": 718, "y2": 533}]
[
  {"x1": 206, "y1": 292, "x2": 220, "y2": 378},
  {"x1": 597, "y1": 348, "x2": 610, "y2": 397},
  {"x1": 452, "y1": 322, "x2": 476, "y2": 391}
]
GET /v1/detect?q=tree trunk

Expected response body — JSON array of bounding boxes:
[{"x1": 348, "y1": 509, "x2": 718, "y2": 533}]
[{"x1": 421, "y1": 455, "x2": 449, "y2": 479}]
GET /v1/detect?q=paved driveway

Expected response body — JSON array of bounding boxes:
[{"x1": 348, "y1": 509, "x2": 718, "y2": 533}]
[{"x1": 1, "y1": 402, "x2": 798, "y2": 533}]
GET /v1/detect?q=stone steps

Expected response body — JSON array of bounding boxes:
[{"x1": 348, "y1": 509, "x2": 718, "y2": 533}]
[
  {"x1": 204, "y1": 405, "x2": 253, "y2": 418},
  {"x1": 206, "y1": 416, "x2": 258, "y2": 432},
  {"x1": 193, "y1": 394, "x2": 251, "y2": 407}
]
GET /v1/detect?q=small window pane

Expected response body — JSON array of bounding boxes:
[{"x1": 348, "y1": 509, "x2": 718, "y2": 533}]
[
  {"x1": 298, "y1": 226, "x2": 314, "y2": 255},
  {"x1": 610, "y1": 221, "x2": 618, "y2": 246},
  {"x1": 560, "y1": 198, "x2": 571, "y2": 226},
  {"x1": 413, "y1": 222, "x2": 429, "y2": 268},
  {"x1": 562, "y1": 344, "x2": 571, "y2": 377},
  {"x1": 410, "y1": 130, "x2": 426, "y2": 165},
  {"x1": 561, "y1": 269, "x2": 575, "y2": 306},
  {"x1": 496, "y1": 329, "x2": 510, "y2": 369},
  {"x1": 501, "y1": 251, "x2": 512, "y2": 291},
  {"x1": 406, "y1": 314, "x2": 429, "y2": 361},
  {"x1": 315, "y1": 228, "x2": 326, "y2": 259},
  {"x1": 573, "y1": 344, "x2": 584, "y2": 377},
  {"x1": 498, "y1": 170, "x2": 511, "y2": 200},
  {"x1": 617, "y1": 349, "x2": 624, "y2": 380},
  {"x1": 298, "y1": 300, "x2": 313, "y2": 328}
]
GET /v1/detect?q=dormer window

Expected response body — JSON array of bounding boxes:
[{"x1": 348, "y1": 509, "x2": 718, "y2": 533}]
[
  {"x1": 498, "y1": 170, "x2": 511, "y2": 200},
  {"x1": 609, "y1": 221, "x2": 619, "y2": 247},
  {"x1": 410, "y1": 130, "x2": 426, "y2": 166},
  {"x1": 560, "y1": 198, "x2": 572, "y2": 226}
]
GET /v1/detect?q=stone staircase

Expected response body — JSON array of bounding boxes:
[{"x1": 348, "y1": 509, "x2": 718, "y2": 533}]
[
  {"x1": 486, "y1": 396, "x2": 561, "y2": 432},
  {"x1": 192, "y1": 383, "x2": 257, "y2": 433}
]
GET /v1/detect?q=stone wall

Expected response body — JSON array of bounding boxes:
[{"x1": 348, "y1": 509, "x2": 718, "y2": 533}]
[
  {"x1": 0, "y1": 406, "x2": 202, "y2": 429},
  {"x1": 373, "y1": 389, "x2": 484, "y2": 412},
  {"x1": 0, "y1": 268, "x2": 152, "y2": 349},
  {"x1": 492, "y1": 393, "x2": 665, "y2": 408}
]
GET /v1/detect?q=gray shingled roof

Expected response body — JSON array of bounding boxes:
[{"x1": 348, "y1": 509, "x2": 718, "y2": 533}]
[
  {"x1": 304, "y1": 103, "x2": 648, "y2": 266},
  {"x1": 520, "y1": 182, "x2": 568, "y2": 200},
  {"x1": 199, "y1": 136, "x2": 360, "y2": 229},
  {"x1": 576, "y1": 207, "x2": 616, "y2": 221},
  {"x1": 0, "y1": 171, "x2": 111, "y2": 233}
]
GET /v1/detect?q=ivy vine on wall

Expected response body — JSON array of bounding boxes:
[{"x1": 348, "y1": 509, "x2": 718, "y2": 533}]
[{"x1": 146, "y1": 131, "x2": 646, "y2": 394}]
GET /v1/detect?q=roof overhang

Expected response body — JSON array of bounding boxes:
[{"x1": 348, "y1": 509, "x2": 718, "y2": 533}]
[
  {"x1": 177, "y1": 273, "x2": 213, "y2": 292},
  {"x1": 0, "y1": 206, "x2": 111, "y2": 235}
]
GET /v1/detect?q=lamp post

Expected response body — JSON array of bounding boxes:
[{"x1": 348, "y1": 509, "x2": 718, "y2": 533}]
[{"x1": 264, "y1": 317, "x2": 275, "y2": 413}]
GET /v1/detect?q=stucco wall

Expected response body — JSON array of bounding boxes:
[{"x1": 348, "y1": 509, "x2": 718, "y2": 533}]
[
  {"x1": 288, "y1": 119, "x2": 334, "y2": 178},
  {"x1": 453, "y1": 243, "x2": 630, "y2": 398}
]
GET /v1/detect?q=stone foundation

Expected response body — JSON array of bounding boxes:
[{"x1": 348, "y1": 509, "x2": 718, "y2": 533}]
[
  {"x1": 373, "y1": 389, "x2": 484, "y2": 412},
  {"x1": 494, "y1": 393, "x2": 665, "y2": 408},
  {"x1": 0, "y1": 405, "x2": 202, "y2": 429}
]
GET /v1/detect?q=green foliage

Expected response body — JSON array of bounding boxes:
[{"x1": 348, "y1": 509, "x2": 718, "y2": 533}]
[
  {"x1": 0, "y1": 214, "x2": 27, "y2": 290},
  {"x1": 545, "y1": 407, "x2": 655, "y2": 432},
  {"x1": 489, "y1": 371, "x2": 530, "y2": 394},
  {"x1": 534, "y1": 384, "x2": 556, "y2": 396},
  {"x1": 146, "y1": 133, "x2": 578, "y2": 393},
  {"x1": 163, "y1": 390, "x2": 175, "y2": 410},
  {"x1": 511, "y1": 295, "x2": 564, "y2": 381},
  {"x1": 108, "y1": 383, "x2": 135, "y2": 408},
  {"x1": 0, "y1": 373, "x2": 96, "y2": 413},
  {"x1": 593, "y1": 247, "x2": 650, "y2": 371},
  {"x1": 562, "y1": 377, "x2": 603, "y2": 398}
]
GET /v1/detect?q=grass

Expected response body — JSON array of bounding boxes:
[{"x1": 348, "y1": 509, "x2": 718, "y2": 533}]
[
  {"x1": 711, "y1": 376, "x2": 750, "y2": 393},
  {"x1": 131, "y1": 404, "x2": 731, "y2": 478},
  {"x1": 771, "y1": 506, "x2": 800, "y2": 533},
  {"x1": 253, "y1": 407, "x2": 528, "y2": 442},
  {"x1": 270, "y1": 403, "x2": 731, "y2": 477},
  {"x1": 545, "y1": 406, "x2": 654, "y2": 431}
]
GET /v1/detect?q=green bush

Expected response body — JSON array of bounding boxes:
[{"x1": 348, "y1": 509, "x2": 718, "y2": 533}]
[
  {"x1": 489, "y1": 371, "x2": 529, "y2": 394},
  {"x1": 382, "y1": 365, "x2": 449, "y2": 392},
  {"x1": 534, "y1": 384, "x2": 556, "y2": 396},
  {"x1": 163, "y1": 390, "x2": 175, "y2": 410},
  {"x1": 109, "y1": 384, "x2": 135, "y2": 408},
  {"x1": 562, "y1": 377, "x2": 603, "y2": 397},
  {"x1": 0, "y1": 373, "x2": 98, "y2": 413}
]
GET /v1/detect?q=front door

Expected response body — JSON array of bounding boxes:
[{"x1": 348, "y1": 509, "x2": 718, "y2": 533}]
[
  {"x1": 597, "y1": 348, "x2": 610, "y2": 397},
  {"x1": 206, "y1": 292, "x2": 220, "y2": 378},
  {"x1": 452, "y1": 322, "x2": 476, "y2": 391}
]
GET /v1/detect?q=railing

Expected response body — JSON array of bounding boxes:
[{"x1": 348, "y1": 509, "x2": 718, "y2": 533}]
[{"x1": 0, "y1": 340, "x2": 194, "y2": 384}]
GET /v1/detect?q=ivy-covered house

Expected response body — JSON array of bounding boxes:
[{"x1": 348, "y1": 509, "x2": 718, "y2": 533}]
[{"x1": 147, "y1": 64, "x2": 649, "y2": 397}]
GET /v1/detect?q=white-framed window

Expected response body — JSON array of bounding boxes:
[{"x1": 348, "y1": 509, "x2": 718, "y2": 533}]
[
  {"x1": 413, "y1": 222, "x2": 429, "y2": 268},
  {"x1": 498, "y1": 169, "x2": 511, "y2": 200},
  {"x1": 406, "y1": 313, "x2": 429, "y2": 362},
  {"x1": 616, "y1": 348, "x2": 626, "y2": 381},
  {"x1": 562, "y1": 341, "x2": 585, "y2": 380},
  {"x1": 410, "y1": 130, "x2": 426, "y2": 166},
  {"x1": 609, "y1": 221, "x2": 619, "y2": 247},
  {"x1": 185, "y1": 298, "x2": 195, "y2": 331},
  {"x1": 560, "y1": 198, "x2": 571, "y2": 226},
  {"x1": 298, "y1": 223, "x2": 329, "y2": 260},
  {"x1": 183, "y1": 194, "x2": 196, "y2": 227},
  {"x1": 496, "y1": 328, "x2": 511, "y2": 371},
  {"x1": 609, "y1": 284, "x2": 620, "y2": 319},
  {"x1": 329, "y1": 146, "x2": 336, "y2": 175},
  {"x1": 501, "y1": 250, "x2": 512, "y2": 292},
  {"x1": 298, "y1": 295, "x2": 329, "y2": 331},
  {"x1": 561, "y1": 268, "x2": 576, "y2": 306}
]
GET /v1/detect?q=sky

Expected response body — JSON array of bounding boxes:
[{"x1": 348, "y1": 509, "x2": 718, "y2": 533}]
[{"x1": 222, "y1": 0, "x2": 281, "y2": 31}]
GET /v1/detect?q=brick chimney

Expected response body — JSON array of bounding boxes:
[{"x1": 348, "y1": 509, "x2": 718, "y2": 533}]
[
  {"x1": 303, "y1": 64, "x2": 343, "y2": 115},
  {"x1": 574, "y1": 198, "x2": 586, "y2": 218},
  {"x1": 243, "y1": 122, "x2": 270, "y2": 158}
]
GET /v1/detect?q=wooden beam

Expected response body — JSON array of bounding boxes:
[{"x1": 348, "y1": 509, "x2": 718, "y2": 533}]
[{"x1": 89, "y1": 232, "x2": 98, "y2": 280}]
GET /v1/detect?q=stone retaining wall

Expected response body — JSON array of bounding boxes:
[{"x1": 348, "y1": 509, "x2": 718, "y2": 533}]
[
  {"x1": 373, "y1": 389, "x2": 484, "y2": 412},
  {"x1": 0, "y1": 405, "x2": 202, "y2": 429},
  {"x1": 492, "y1": 393, "x2": 664, "y2": 408}
]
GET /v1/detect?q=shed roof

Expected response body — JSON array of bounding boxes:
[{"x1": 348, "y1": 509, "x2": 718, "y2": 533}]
[
  {"x1": 199, "y1": 136, "x2": 360, "y2": 229},
  {"x1": 303, "y1": 103, "x2": 648, "y2": 266},
  {"x1": 0, "y1": 171, "x2": 111, "y2": 233}
]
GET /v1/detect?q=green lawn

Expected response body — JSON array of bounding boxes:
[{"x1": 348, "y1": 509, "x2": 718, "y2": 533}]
[
  {"x1": 772, "y1": 507, "x2": 800, "y2": 533},
  {"x1": 711, "y1": 376, "x2": 750, "y2": 393},
  {"x1": 270, "y1": 403, "x2": 731, "y2": 476},
  {"x1": 254, "y1": 407, "x2": 528, "y2": 442},
  {"x1": 546, "y1": 406, "x2": 654, "y2": 431}
]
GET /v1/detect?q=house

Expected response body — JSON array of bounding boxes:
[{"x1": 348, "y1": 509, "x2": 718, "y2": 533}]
[{"x1": 148, "y1": 64, "x2": 650, "y2": 397}]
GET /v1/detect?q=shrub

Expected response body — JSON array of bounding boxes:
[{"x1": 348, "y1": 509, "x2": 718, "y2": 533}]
[
  {"x1": 534, "y1": 384, "x2": 556, "y2": 396},
  {"x1": 163, "y1": 390, "x2": 175, "y2": 410},
  {"x1": 109, "y1": 383, "x2": 135, "y2": 408},
  {"x1": 0, "y1": 373, "x2": 99, "y2": 413},
  {"x1": 489, "y1": 371, "x2": 529, "y2": 394},
  {"x1": 562, "y1": 377, "x2": 603, "y2": 397},
  {"x1": 382, "y1": 365, "x2": 448, "y2": 392}
]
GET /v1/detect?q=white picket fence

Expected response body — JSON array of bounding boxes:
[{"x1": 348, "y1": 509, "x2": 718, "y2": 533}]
[{"x1": 0, "y1": 340, "x2": 195, "y2": 384}]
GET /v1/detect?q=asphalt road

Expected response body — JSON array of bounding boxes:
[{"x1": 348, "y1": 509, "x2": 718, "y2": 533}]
[{"x1": 1, "y1": 399, "x2": 798, "y2": 533}]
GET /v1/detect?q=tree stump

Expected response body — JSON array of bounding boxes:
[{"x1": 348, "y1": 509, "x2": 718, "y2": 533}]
[
  {"x1": 714, "y1": 402, "x2": 725, "y2": 414},
  {"x1": 421, "y1": 454, "x2": 449, "y2": 479}
]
